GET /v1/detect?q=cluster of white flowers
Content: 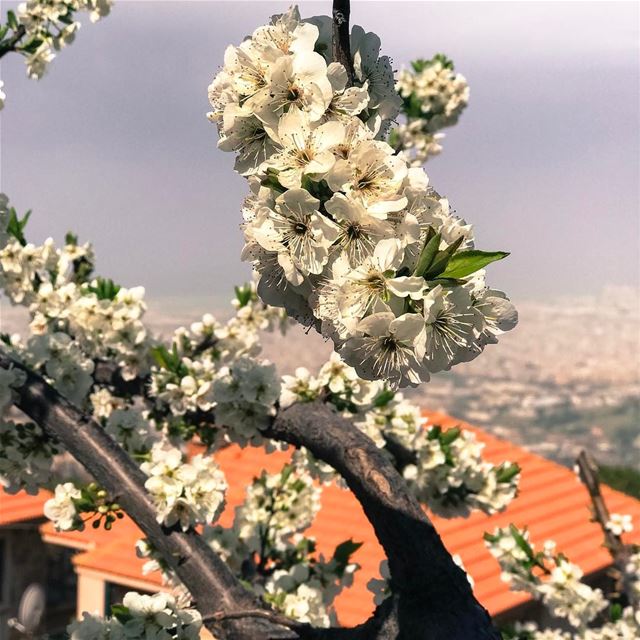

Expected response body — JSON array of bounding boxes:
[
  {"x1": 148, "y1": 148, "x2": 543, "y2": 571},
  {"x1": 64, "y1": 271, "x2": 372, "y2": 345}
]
[
  {"x1": 265, "y1": 568, "x2": 330, "y2": 626},
  {"x1": 44, "y1": 480, "x2": 125, "y2": 531},
  {"x1": 403, "y1": 424, "x2": 520, "y2": 517},
  {"x1": 43, "y1": 481, "x2": 82, "y2": 530},
  {"x1": 485, "y1": 526, "x2": 609, "y2": 632},
  {"x1": 148, "y1": 284, "x2": 288, "y2": 447},
  {"x1": 392, "y1": 120, "x2": 445, "y2": 166},
  {"x1": 0, "y1": 420, "x2": 59, "y2": 494},
  {"x1": 0, "y1": 359, "x2": 62, "y2": 494},
  {"x1": 0, "y1": 199, "x2": 151, "y2": 388},
  {"x1": 356, "y1": 387, "x2": 427, "y2": 448},
  {"x1": 503, "y1": 608, "x2": 640, "y2": 640},
  {"x1": 17, "y1": 0, "x2": 111, "y2": 77},
  {"x1": 140, "y1": 441, "x2": 227, "y2": 531},
  {"x1": 105, "y1": 407, "x2": 158, "y2": 455},
  {"x1": 22, "y1": 331, "x2": 95, "y2": 405},
  {"x1": 67, "y1": 591, "x2": 202, "y2": 640},
  {"x1": 281, "y1": 352, "x2": 381, "y2": 409},
  {"x1": 208, "y1": 6, "x2": 516, "y2": 388},
  {"x1": 202, "y1": 460, "x2": 358, "y2": 627},
  {"x1": 627, "y1": 550, "x2": 640, "y2": 603},
  {"x1": 0, "y1": 363, "x2": 26, "y2": 413},
  {"x1": 367, "y1": 560, "x2": 392, "y2": 605},
  {"x1": 235, "y1": 459, "x2": 320, "y2": 553},
  {"x1": 396, "y1": 56, "x2": 469, "y2": 131},
  {"x1": 279, "y1": 353, "x2": 519, "y2": 516},
  {"x1": 605, "y1": 513, "x2": 633, "y2": 537},
  {"x1": 393, "y1": 55, "x2": 469, "y2": 165},
  {"x1": 212, "y1": 356, "x2": 281, "y2": 444}
]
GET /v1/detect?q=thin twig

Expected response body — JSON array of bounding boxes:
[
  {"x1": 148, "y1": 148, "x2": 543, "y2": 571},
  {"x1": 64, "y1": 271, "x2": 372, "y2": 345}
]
[
  {"x1": 0, "y1": 25, "x2": 26, "y2": 59},
  {"x1": 332, "y1": 0, "x2": 355, "y2": 86},
  {"x1": 576, "y1": 450, "x2": 636, "y2": 606},
  {"x1": 206, "y1": 609, "x2": 308, "y2": 630}
]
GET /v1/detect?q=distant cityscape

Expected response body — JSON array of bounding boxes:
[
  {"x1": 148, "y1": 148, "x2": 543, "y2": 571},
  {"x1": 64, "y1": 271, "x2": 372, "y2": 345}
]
[
  {"x1": 261, "y1": 286, "x2": 640, "y2": 470},
  {"x1": 1, "y1": 286, "x2": 638, "y2": 470}
]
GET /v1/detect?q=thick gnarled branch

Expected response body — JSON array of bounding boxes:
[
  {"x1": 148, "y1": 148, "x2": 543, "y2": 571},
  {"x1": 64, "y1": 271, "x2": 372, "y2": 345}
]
[
  {"x1": 1, "y1": 348, "x2": 501, "y2": 639},
  {"x1": 0, "y1": 350, "x2": 297, "y2": 640},
  {"x1": 265, "y1": 402, "x2": 501, "y2": 640}
]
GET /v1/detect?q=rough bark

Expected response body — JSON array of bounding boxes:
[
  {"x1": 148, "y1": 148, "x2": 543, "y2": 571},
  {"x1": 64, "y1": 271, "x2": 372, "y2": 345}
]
[
  {"x1": 332, "y1": 0, "x2": 355, "y2": 86},
  {"x1": 0, "y1": 1, "x2": 502, "y2": 634},
  {"x1": 266, "y1": 402, "x2": 501, "y2": 640},
  {"x1": 1, "y1": 349, "x2": 501, "y2": 639},
  {"x1": 0, "y1": 350, "x2": 298, "y2": 640}
]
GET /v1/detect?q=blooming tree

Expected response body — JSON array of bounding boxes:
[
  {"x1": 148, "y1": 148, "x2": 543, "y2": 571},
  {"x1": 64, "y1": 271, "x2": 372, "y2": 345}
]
[
  {"x1": 2, "y1": 1, "x2": 634, "y2": 639},
  {"x1": 0, "y1": 0, "x2": 112, "y2": 108},
  {"x1": 483, "y1": 452, "x2": 640, "y2": 640}
]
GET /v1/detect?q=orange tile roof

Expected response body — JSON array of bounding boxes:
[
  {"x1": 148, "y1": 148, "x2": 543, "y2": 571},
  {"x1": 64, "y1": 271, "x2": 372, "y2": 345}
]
[
  {"x1": 0, "y1": 489, "x2": 50, "y2": 526},
  {"x1": 38, "y1": 412, "x2": 640, "y2": 626}
]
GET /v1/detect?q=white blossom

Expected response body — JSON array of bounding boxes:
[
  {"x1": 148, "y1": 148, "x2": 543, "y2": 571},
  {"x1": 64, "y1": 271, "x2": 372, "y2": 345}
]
[
  {"x1": 141, "y1": 442, "x2": 227, "y2": 531},
  {"x1": 67, "y1": 591, "x2": 202, "y2": 640},
  {"x1": 44, "y1": 482, "x2": 82, "y2": 531},
  {"x1": 605, "y1": 513, "x2": 633, "y2": 537}
]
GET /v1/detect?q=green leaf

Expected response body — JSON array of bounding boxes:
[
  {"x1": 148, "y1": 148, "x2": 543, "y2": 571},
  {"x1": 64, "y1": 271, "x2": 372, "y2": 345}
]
[
  {"x1": 433, "y1": 53, "x2": 454, "y2": 70},
  {"x1": 423, "y1": 235, "x2": 465, "y2": 280},
  {"x1": 110, "y1": 604, "x2": 132, "y2": 623},
  {"x1": 440, "y1": 427, "x2": 460, "y2": 446},
  {"x1": 279, "y1": 463, "x2": 294, "y2": 485},
  {"x1": 427, "y1": 425, "x2": 442, "y2": 440},
  {"x1": 440, "y1": 250, "x2": 510, "y2": 279},
  {"x1": 426, "y1": 277, "x2": 467, "y2": 287},
  {"x1": 58, "y1": 11, "x2": 74, "y2": 25},
  {"x1": 65, "y1": 231, "x2": 78, "y2": 246},
  {"x1": 6, "y1": 208, "x2": 31, "y2": 246},
  {"x1": 388, "y1": 128, "x2": 400, "y2": 151},
  {"x1": 509, "y1": 524, "x2": 533, "y2": 559},
  {"x1": 260, "y1": 173, "x2": 286, "y2": 194},
  {"x1": 87, "y1": 277, "x2": 121, "y2": 300},
  {"x1": 0, "y1": 25, "x2": 9, "y2": 40},
  {"x1": 496, "y1": 462, "x2": 521, "y2": 484},
  {"x1": 610, "y1": 602, "x2": 622, "y2": 622},
  {"x1": 19, "y1": 37, "x2": 44, "y2": 55},
  {"x1": 234, "y1": 284, "x2": 253, "y2": 308},
  {"x1": 373, "y1": 388, "x2": 395, "y2": 408},
  {"x1": 413, "y1": 229, "x2": 441, "y2": 277},
  {"x1": 332, "y1": 539, "x2": 363, "y2": 571},
  {"x1": 7, "y1": 10, "x2": 18, "y2": 30},
  {"x1": 150, "y1": 345, "x2": 172, "y2": 370}
]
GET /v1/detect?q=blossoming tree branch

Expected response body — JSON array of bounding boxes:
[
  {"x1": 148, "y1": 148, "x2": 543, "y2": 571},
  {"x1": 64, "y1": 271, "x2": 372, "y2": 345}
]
[{"x1": 0, "y1": 1, "x2": 638, "y2": 639}]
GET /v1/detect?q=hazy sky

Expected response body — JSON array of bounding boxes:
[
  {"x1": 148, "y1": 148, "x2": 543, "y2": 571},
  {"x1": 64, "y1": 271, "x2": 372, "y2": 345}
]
[{"x1": 0, "y1": 1, "x2": 638, "y2": 306}]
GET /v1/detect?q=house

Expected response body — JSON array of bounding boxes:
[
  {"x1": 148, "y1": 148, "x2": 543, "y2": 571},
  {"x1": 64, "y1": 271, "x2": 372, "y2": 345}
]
[
  {"x1": 0, "y1": 491, "x2": 77, "y2": 640},
  {"x1": 2, "y1": 412, "x2": 640, "y2": 636}
]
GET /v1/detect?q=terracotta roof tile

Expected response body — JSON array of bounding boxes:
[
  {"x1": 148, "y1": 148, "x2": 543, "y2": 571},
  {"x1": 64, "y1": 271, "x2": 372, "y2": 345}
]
[
  {"x1": 0, "y1": 490, "x2": 50, "y2": 526},
  {"x1": 29, "y1": 411, "x2": 640, "y2": 626}
]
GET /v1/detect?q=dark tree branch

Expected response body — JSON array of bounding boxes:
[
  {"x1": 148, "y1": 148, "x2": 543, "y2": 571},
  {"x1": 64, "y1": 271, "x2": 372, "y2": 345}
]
[
  {"x1": 93, "y1": 359, "x2": 149, "y2": 396},
  {"x1": 264, "y1": 402, "x2": 501, "y2": 640},
  {"x1": 1, "y1": 349, "x2": 500, "y2": 638},
  {"x1": 332, "y1": 0, "x2": 355, "y2": 87},
  {"x1": 0, "y1": 350, "x2": 298, "y2": 640},
  {"x1": 576, "y1": 450, "x2": 637, "y2": 607},
  {"x1": 0, "y1": 24, "x2": 26, "y2": 59}
]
